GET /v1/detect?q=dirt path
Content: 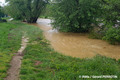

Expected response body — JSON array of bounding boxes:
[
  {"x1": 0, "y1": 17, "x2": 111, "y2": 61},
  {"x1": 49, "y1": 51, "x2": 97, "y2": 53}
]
[{"x1": 4, "y1": 36, "x2": 29, "y2": 80}]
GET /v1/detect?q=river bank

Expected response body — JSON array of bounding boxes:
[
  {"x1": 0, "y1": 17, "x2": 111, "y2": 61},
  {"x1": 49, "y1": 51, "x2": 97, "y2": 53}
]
[
  {"x1": 0, "y1": 21, "x2": 120, "y2": 80},
  {"x1": 32, "y1": 19, "x2": 120, "y2": 60}
]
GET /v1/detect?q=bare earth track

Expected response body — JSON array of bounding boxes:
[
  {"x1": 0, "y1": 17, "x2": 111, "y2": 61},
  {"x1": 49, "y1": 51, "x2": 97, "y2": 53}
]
[{"x1": 4, "y1": 36, "x2": 29, "y2": 80}]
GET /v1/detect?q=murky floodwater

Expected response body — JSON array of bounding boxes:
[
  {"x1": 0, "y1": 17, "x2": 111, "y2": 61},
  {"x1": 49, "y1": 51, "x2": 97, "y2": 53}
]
[{"x1": 33, "y1": 19, "x2": 120, "y2": 60}]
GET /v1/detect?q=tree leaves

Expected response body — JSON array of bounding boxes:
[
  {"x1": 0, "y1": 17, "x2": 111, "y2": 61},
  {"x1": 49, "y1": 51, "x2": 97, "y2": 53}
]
[
  {"x1": 52, "y1": 0, "x2": 103, "y2": 32},
  {"x1": 5, "y1": 0, "x2": 48, "y2": 23}
]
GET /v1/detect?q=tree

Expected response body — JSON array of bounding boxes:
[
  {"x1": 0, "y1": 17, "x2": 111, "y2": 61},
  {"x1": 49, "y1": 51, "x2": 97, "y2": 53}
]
[
  {"x1": 0, "y1": 6, "x2": 5, "y2": 19},
  {"x1": 5, "y1": 0, "x2": 48, "y2": 23},
  {"x1": 51, "y1": 0, "x2": 120, "y2": 33},
  {"x1": 51, "y1": 0, "x2": 104, "y2": 32}
]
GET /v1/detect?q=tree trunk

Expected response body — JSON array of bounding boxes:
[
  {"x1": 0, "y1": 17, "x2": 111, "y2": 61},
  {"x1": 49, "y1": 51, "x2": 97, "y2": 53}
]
[{"x1": 27, "y1": 17, "x2": 38, "y2": 23}]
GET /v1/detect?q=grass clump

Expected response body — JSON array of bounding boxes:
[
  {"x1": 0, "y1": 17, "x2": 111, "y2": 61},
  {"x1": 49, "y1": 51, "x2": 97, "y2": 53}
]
[{"x1": 20, "y1": 24, "x2": 120, "y2": 80}]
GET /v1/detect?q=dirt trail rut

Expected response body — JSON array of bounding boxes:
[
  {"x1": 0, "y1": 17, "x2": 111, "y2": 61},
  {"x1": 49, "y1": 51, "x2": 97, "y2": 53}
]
[{"x1": 4, "y1": 36, "x2": 29, "y2": 80}]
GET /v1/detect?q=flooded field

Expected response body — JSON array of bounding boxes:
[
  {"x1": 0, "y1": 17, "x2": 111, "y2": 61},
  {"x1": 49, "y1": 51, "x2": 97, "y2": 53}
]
[{"x1": 33, "y1": 19, "x2": 120, "y2": 60}]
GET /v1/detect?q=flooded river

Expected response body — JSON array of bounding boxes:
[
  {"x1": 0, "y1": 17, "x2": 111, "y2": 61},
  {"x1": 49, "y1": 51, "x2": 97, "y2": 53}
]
[{"x1": 33, "y1": 19, "x2": 120, "y2": 60}]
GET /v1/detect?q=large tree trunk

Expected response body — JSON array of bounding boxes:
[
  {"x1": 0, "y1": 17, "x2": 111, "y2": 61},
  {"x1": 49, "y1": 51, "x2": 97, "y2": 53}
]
[
  {"x1": 27, "y1": 17, "x2": 38, "y2": 23},
  {"x1": 25, "y1": 0, "x2": 47, "y2": 23}
]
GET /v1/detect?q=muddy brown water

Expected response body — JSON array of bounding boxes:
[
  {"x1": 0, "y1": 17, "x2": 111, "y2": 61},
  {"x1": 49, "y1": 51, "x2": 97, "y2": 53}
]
[{"x1": 32, "y1": 19, "x2": 120, "y2": 60}]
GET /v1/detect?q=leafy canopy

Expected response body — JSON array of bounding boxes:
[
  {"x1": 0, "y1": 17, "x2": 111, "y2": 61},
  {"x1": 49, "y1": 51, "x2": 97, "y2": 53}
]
[
  {"x1": 5, "y1": 0, "x2": 48, "y2": 23},
  {"x1": 51, "y1": 0, "x2": 104, "y2": 32},
  {"x1": 0, "y1": 6, "x2": 5, "y2": 19},
  {"x1": 51, "y1": 0, "x2": 120, "y2": 33}
]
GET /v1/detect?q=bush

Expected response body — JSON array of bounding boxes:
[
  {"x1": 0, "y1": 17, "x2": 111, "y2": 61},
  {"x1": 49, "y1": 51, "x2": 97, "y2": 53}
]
[
  {"x1": 103, "y1": 26, "x2": 120, "y2": 44},
  {"x1": 51, "y1": 0, "x2": 103, "y2": 32},
  {"x1": 89, "y1": 25, "x2": 106, "y2": 39},
  {"x1": 0, "y1": 19, "x2": 7, "y2": 22}
]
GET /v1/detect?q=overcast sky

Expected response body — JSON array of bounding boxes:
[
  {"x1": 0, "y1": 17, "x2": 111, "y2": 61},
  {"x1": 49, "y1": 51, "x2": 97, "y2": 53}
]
[
  {"x1": 0, "y1": 0, "x2": 5, "y2": 4},
  {"x1": 0, "y1": 0, "x2": 7, "y2": 6}
]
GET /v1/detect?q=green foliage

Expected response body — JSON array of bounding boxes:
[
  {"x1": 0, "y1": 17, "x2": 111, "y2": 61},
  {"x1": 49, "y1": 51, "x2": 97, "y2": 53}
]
[
  {"x1": 102, "y1": 0, "x2": 120, "y2": 25},
  {"x1": 51, "y1": 0, "x2": 120, "y2": 32},
  {"x1": 4, "y1": 5, "x2": 23, "y2": 20},
  {"x1": 51, "y1": 0, "x2": 103, "y2": 32},
  {"x1": 88, "y1": 0, "x2": 120, "y2": 44},
  {"x1": 103, "y1": 26, "x2": 120, "y2": 44},
  {"x1": 40, "y1": 4, "x2": 53, "y2": 18},
  {"x1": 0, "y1": 6, "x2": 5, "y2": 20},
  {"x1": 5, "y1": 0, "x2": 48, "y2": 23}
]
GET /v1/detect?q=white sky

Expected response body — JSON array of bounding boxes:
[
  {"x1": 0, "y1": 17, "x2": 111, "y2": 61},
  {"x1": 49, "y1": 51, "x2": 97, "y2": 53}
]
[
  {"x1": 0, "y1": 0, "x2": 5, "y2": 4},
  {"x1": 0, "y1": 0, "x2": 7, "y2": 6}
]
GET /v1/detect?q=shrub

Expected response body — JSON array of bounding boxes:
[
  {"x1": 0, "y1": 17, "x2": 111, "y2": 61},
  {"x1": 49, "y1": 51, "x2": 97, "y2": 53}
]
[
  {"x1": 103, "y1": 26, "x2": 120, "y2": 44},
  {"x1": 89, "y1": 26, "x2": 106, "y2": 39},
  {"x1": 51, "y1": 0, "x2": 103, "y2": 32},
  {"x1": 0, "y1": 19, "x2": 7, "y2": 22}
]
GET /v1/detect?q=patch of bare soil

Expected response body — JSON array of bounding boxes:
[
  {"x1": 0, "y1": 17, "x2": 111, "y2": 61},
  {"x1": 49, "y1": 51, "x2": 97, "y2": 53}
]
[
  {"x1": 34, "y1": 61, "x2": 42, "y2": 66},
  {"x1": 4, "y1": 36, "x2": 29, "y2": 80}
]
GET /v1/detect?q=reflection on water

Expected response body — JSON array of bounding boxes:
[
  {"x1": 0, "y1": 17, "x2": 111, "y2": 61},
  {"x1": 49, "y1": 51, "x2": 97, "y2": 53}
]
[{"x1": 33, "y1": 19, "x2": 120, "y2": 60}]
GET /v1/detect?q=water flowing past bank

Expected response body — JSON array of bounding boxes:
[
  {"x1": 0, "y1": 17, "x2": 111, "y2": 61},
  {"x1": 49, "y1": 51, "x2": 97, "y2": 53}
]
[{"x1": 33, "y1": 19, "x2": 120, "y2": 60}]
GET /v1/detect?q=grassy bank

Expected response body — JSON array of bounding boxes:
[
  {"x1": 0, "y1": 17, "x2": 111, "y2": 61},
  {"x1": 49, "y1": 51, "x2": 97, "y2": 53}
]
[
  {"x1": 20, "y1": 24, "x2": 120, "y2": 80},
  {"x1": 0, "y1": 22, "x2": 22, "y2": 79},
  {"x1": 0, "y1": 21, "x2": 120, "y2": 80},
  {"x1": 0, "y1": 21, "x2": 43, "y2": 80}
]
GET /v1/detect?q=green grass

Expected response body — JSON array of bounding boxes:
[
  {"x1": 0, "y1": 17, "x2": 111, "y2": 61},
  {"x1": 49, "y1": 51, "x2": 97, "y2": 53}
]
[
  {"x1": 0, "y1": 22, "x2": 22, "y2": 79},
  {"x1": 19, "y1": 23, "x2": 120, "y2": 80},
  {"x1": 0, "y1": 21, "x2": 43, "y2": 80}
]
